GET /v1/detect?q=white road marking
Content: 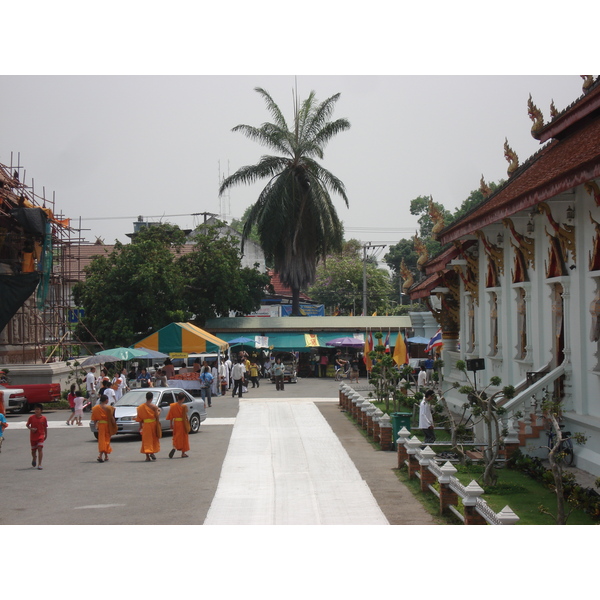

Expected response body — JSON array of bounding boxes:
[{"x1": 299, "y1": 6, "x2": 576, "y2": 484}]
[{"x1": 74, "y1": 504, "x2": 126, "y2": 510}]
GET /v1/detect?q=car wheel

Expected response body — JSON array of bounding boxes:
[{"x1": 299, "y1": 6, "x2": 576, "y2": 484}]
[
  {"x1": 189, "y1": 413, "x2": 200, "y2": 434},
  {"x1": 19, "y1": 403, "x2": 32, "y2": 414}
]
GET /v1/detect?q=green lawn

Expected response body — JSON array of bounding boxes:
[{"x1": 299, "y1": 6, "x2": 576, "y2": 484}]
[{"x1": 346, "y1": 405, "x2": 598, "y2": 524}]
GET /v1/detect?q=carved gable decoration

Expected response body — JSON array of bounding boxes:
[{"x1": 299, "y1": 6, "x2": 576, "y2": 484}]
[
  {"x1": 538, "y1": 202, "x2": 576, "y2": 275},
  {"x1": 589, "y1": 212, "x2": 600, "y2": 272},
  {"x1": 475, "y1": 231, "x2": 504, "y2": 287},
  {"x1": 502, "y1": 218, "x2": 535, "y2": 283}
]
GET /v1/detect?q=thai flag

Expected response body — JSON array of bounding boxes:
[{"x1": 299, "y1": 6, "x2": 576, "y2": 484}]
[{"x1": 426, "y1": 329, "x2": 443, "y2": 353}]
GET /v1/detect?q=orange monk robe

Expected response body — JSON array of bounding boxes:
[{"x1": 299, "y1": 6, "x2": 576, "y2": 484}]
[
  {"x1": 91, "y1": 404, "x2": 113, "y2": 455},
  {"x1": 166, "y1": 402, "x2": 190, "y2": 452},
  {"x1": 136, "y1": 402, "x2": 161, "y2": 454}
]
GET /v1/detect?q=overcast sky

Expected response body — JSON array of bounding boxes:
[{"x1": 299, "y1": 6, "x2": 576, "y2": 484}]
[
  {"x1": 0, "y1": 74, "x2": 586, "y2": 262},
  {"x1": 3, "y1": 0, "x2": 594, "y2": 584}
]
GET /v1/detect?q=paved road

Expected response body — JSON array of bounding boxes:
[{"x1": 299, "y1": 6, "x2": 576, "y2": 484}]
[{"x1": 0, "y1": 376, "x2": 436, "y2": 526}]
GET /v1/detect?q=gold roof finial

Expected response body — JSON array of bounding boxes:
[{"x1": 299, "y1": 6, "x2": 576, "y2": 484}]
[
  {"x1": 581, "y1": 75, "x2": 594, "y2": 93},
  {"x1": 504, "y1": 138, "x2": 519, "y2": 177},
  {"x1": 479, "y1": 175, "x2": 491, "y2": 198},
  {"x1": 550, "y1": 99, "x2": 559, "y2": 119},
  {"x1": 428, "y1": 196, "x2": 445, "y2": 239},
  {"x1": 527, "y1": 94, "x2": 544, "y2": 137}
]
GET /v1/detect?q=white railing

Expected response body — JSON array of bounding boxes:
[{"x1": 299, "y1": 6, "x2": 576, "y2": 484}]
[{"x1": 397, "y1": 428, "x2": 520, "y2": 525}]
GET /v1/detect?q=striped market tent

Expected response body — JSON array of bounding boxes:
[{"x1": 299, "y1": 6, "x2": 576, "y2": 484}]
[{"x1": 134, "y1": 322, "x2": 229, "y2": 355}]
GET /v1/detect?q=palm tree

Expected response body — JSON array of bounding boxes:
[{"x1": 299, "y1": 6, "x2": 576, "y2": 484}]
[{"x1": 219, "y1": 87, "x2": 350, "y2": 315}]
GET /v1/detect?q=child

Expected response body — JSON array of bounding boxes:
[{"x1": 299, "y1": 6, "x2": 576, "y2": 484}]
[
  {"x1": 0, "y1": 409, "x2": 7, "y2": 452},
  {"x1": 26, "y1": 404, "x2": 48, "y2": 469},
  {"x1": 66, "y1": 383, "x2": 77, "y2": 425},
  {"x1": 220, "y1": 375, "x2": 227, "y2": 396},
  {"x1": 249, "y1": 361, "x2": 260, "y2": 388},
  {"x1": 73, "y1": 390, "x2": 85, "y2": 425}
]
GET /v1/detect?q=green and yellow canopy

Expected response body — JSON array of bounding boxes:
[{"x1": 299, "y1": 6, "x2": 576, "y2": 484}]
[{"x1": 134, "y1": 322, "x2": 228, "y2": 355}]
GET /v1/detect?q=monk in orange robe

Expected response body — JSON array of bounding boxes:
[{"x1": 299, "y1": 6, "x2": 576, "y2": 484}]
[
  {"x1": 166, "y1": 392, "x2": 190, "y2": 459},
  {"x1": 91, "y1": 394, "x2": 117, "y2": 462},
  {"x1": 136, "y1": 391, "x2": 161, "y2": 461}
]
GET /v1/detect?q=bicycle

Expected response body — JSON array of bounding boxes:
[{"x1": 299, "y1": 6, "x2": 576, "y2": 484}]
[
  {"x1": 335, "y1": 362, "x2": 351, "y2": 381},
  {"x1": 547, "y1": 424, "x2": 574, "y2": 466}
]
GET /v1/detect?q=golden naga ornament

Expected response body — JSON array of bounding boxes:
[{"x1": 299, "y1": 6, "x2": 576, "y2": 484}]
[
  {"x1": 428, "y1": 196, "x2": 445, "y2": 239},
  {"x1": 581, "y1": 75, "x2": 594, "y2": 93},
  {"x1": 399, "y1": 258, "x2": 414, "y2": 293},
  {"x1": 413, "y1": 233, "x2": 429, "y2": 271},
  {"x1": 550, "y1": 99, "x2": 559, "y2": 119},
  {"x1": 538, "y1": 201, "x2": 576, "y2": 264},
  {"x1": 502, "y1": 217, "x2": 535, "y2": 270},
  {"x1": 527, "y1": 94, "x2": 544, "y2": 137},
  {"x1": 504, "y1": 138, "x2": 519, "y2": 177},
  {"x1": 479, "y1": 175, "x2": 491, "y2": 198},
  {"x1": 585, "y1": 180, "x2": 600, "y2": 207}
]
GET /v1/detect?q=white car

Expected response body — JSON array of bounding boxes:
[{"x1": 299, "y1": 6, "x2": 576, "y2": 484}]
[
  {"x1": 90, "y1": 387, "x2": 206, "y2": 438},
  {"x1": 0, "y1": 384, "x2": 27, "y2": 413}
]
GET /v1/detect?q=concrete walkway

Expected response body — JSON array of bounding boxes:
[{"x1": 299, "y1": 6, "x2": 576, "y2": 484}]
[{"x1": 204, "y1": 398, "x2": 390, "y2": 525}]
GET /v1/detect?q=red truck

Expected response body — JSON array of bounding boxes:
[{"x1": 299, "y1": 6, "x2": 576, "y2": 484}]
[{"x1": 0, "y1": 381, "x2": 61, "y2": 413}]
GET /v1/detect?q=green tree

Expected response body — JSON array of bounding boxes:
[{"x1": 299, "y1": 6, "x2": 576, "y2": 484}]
[
  {"x1": 219, "y1": 87, "x2": 350, "y2": 315},
  {"x1": 308, "y1": 240, "x2": 393, "y2": 315},
  {"x1": 72, "y1": 224, "x2": 187, "y2": 348},
  {"x1": 72, "y1": 223, "x2": 271, "y2": 347},
  {"x1": 180, "y1": 223, "x2": 271, "y2": 323}
]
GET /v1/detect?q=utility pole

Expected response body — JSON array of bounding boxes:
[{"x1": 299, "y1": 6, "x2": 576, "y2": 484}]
[{"x1": 362, "y1": 243, "x2": 386, "y2": 315}]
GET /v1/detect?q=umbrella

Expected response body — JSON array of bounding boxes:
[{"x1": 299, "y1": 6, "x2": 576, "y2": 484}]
[
  {"x1": 97, "y1": 347, "x2": 148, "y2": 361},
  {"x1": 326, "y1": 336, "x2": 365, "y2": 348},
  {"x1": 78, "y1": 355, "x2": 122, "y2": 367},
  {"x1": 227, "y1": 336, "x2": 256, "y2": 346},
  {"x1": 406, "y1": 336, "x2": 430, "y2": 345},
  {"x1": 133, "y1": 347, "x2": 170, "y2": 359}
]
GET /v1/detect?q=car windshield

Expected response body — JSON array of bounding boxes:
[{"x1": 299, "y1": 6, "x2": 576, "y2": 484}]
[{"x1": 115, "y1": 389, "x2": 159, "y2": 407}]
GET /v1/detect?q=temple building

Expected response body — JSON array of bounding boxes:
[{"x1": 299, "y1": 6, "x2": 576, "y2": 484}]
[{"x1": 409, "y1": 76, "x2": 600, "y2": 476}]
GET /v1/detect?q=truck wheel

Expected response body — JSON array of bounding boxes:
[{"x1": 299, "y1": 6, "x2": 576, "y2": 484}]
[{"x1": 19, "y1": 403, "x2": 32, "y2": 414}]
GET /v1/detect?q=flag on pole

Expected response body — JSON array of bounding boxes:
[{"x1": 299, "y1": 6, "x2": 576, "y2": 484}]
[
  {"x1": 384, "y1": 329, "x2": 390, "y2": 353},
  {"x1": 426, "y1": 329, "x2": 443, "y2": 353},
  {"x1": 392, "y1": 329, "x2": 409, "y2": 365},
  {"x1": 363, "y1": 329, "x2": 373, "y2": 370}
]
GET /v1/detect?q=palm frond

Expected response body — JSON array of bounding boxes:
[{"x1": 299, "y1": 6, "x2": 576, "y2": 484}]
[{"x1": 255, "y1": 87, "x2": 289, "y2": 131}]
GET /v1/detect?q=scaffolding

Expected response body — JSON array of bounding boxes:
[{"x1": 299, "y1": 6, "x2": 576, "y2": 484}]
[{"x1": 0, "y1": 153, "x2": 100, "y2": 364}]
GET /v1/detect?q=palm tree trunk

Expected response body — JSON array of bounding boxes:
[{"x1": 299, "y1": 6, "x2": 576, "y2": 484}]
[{"x1": 291, "y1": 286, "x2": 301, "y2": 316}]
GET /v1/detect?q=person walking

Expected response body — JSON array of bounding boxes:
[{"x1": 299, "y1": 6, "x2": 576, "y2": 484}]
[
  {"x1": 231, "y1": 358, "x2": 246, "y2": 398},
  {"x1": 26, "y1": 404, "x2": 48, "y2": 469},
  {"x1": 200, "y1": 365, "x2": 213, "y2": 407},
  {"x1": 249, "y1": 360, "x2": 260, "y2": 388},
  {"x1": 135, "y1": 391, "x2": 161, "y2": 461},
  {"x1": 0, "y1": 409, "x2": 7, "y2": 453},
  {"x1": 91, "y1": 394, "x2": 117, "y2": 462},
  {"x1": 166, "y1": 392, "x2": 190, "y2": 459},
  {"x1": 85, "y1": 367, "x2": 97, "y2": 406},
  {"x1": 419, "y1": 389, "x2": 436, "y2": 444},
  {"x1": 66, "y1": 383, "x2": 77, "y2": 425},
  {"x1": 100, "y1": 379, "x2": 117, "y2": 406},
  {"x1": 273, "y1": 357, "x2": 285, "y2": 391},
  {"x1": 73, "y1": 390, "x2": 85, "y2": 425},
  {"x1": 417, "y1": 365, "x2": 428, "y2": 391},
  {"x1": 319, "y1": 353, "x2": 329, "y2": 378}
]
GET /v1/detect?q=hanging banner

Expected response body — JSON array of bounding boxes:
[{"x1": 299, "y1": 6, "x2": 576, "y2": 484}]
[
  {"x1": 255, "y1": 336, "x2": 269, "y2": 348},
  {"x1": 304, "y1": 334, "x2": 321, "y2": 347}
]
